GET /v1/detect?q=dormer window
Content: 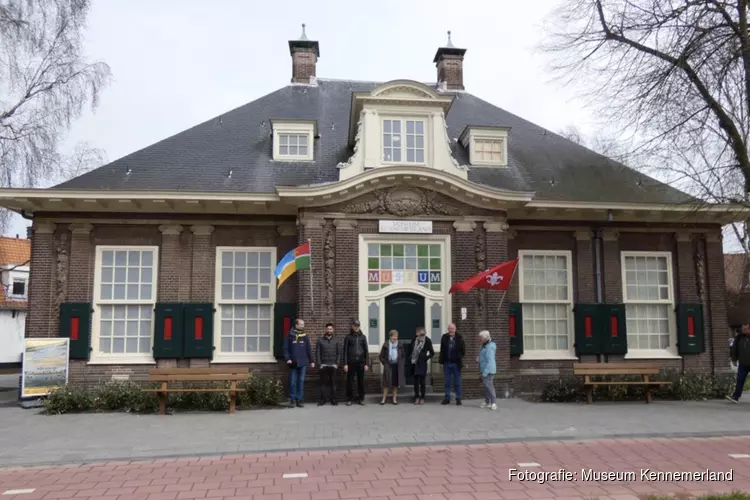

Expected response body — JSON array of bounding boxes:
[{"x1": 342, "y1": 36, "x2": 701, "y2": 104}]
[
  {"x1": 271, "y1": 120, "x2": 315, "y2": 161},
  {"x1": 460, "y1": 126, "x2": 509, "y2": 167},
  {"x1": 383, "y1": 118, "x2": 425, "y2": 164},
  {"x1": 10, "y1": 278, "x2": 26, "y2": 299}
]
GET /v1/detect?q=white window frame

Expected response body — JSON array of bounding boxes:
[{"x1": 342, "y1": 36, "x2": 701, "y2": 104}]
[
  {"x1": 381, "y1": 117, "x2": 427, "y2": 165},
  {"x1": 518, "y1": 250, "x2": 577, "y2": 360},
  {"x1": 620, "y1": 251, "x2": 680, "y2": 359},
  {"x1": 9, "y1": 277, "x2": 27, "y2": 299},
  {"x1": 90, "y1": 245, "x2": 159, "y2": 365},
  {"x1": 459, "y1": 126, "x2": 509, "y2": 167},
  {"x1": 272, "y1": 121, "x2": 314, "y2": 161},
  {"x1": 213, "y1": 246, "x2": 277, "y2": 363}
]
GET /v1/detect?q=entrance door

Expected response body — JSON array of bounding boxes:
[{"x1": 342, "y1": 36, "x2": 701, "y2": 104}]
[{"x1": 385, "y1": 293, "x2": 425, "y2": 385}]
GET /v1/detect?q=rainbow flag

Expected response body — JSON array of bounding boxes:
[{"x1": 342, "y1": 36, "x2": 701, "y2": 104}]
[{"x1": 274, "y1": 241, "x2": 311, "y2": 288}]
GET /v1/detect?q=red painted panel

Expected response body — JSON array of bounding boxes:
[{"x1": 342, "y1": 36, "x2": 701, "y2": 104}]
[
  {"x1": 71, "y1": 317, "x2": 80, "y2": 341},
  {"x1": 688, "y1": 316, "x2": 695, "y2": 337},
  {"x1": 164, "y1": 317, "x2": 173, "y2": 340},
  {"x1": 584, "y1": 316, "x2": 593, "y2": 338},
  {"x1": 509, "y1": 316, "x2": 516, "y2": 338},
  {"x1": 610, "y1": 315, "x2": 618, "y2": 337},
  {"x1": 283, "y1": 317, "x2": 292, "y2": 337},
  {"x1": 195, "y1": 316, "x2": 204, "y2": 340}
]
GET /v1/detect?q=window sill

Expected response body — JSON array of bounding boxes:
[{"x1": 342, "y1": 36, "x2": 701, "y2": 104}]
[
  {"x1": 624, "y1": 351, "x2": 681, "y2": 360},
  {"x1": 272, "y1": 157, "x2": 314, "y2": 163},
  {"x1": 518, "y1": 352, "x2": 579, "y2": 361},
  {"x1": 87, "y1": 357, "x2": 156, "y2": 365},
  {"x1": 211, "y1": 355, "x2": 278, "y2": 364}
]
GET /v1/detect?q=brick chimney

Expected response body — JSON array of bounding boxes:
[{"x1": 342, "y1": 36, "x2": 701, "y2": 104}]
[
  {"x1": 433, "y1": 31, "x2": 467, "y2": 91},
  {"x1": 288, "y1": 24, "x2": 320, "y2": 84}
]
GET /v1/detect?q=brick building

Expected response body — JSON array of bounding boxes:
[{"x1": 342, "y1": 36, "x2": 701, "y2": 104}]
[{"x1": 0, "y1": 30, "x2": 744, "y2": 397}]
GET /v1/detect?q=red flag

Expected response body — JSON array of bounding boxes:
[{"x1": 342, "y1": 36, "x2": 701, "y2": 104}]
[{"x1": 449, "y1": 259, "x2": 518, "y2": 294}]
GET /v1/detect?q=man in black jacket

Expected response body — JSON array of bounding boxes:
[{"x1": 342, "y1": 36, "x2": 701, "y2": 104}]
[
  {"x1": 727, "y1": 324, "x2": 750, "y2": 403},
  {"x1": 316, "y1": 322, "x2": 340, "y2": 406},
  {"x1": 439, "y1": 323, "x2": 466, "y2": 405},
  {"x1": 343, "y1": 319, "x2": 369, "y2": 406}
]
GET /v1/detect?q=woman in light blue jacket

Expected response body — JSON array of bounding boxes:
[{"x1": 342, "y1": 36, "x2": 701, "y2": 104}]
[{"x1": 478, "y1": 330, "x2": 497, "y2": 410}]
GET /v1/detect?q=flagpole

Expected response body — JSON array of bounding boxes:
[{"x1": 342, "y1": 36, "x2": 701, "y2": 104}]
[
  {"x1": 497, "y1": 262, "x2": 519, "y2": 313},
  {"x1": 307, "y1": 238, "x2": 314, "y2": 316}
]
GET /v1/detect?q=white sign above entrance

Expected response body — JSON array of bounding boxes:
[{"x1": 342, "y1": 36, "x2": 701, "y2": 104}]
[{"x1": 378, "y1": 220, "x2": 433, "y2": 234}]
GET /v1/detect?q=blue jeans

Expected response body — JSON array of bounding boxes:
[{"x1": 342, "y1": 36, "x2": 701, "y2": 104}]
[
  {"x1": 733, "y1": 364, "x2": 749, "y2": 400},
  {"x1": 289, "y1": 365, "x2": 307, "y2": 402},
  {"x1": 444, "y1": 363, "x2": 461, "y2": 400}
]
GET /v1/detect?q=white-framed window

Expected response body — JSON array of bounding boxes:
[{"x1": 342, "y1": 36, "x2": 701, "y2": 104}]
[
  {"x1": 518, "y1": 250, "x2": 576, "y2": 359},
  {"x1": 621, "y1": 252, "x2": 677, "y2": 357},
  {"x1": 10, "y1": 278, "x2": 26, "y2": 298},
  {"x1": 382, "y1": 118, "x2": 425, "y2": 163},
  {"x1": 271, "y1": 120, "x2": 315, "y2": 161},
  {"x1": 92, "y1": 246, "x2": 158, "y2": 363},
  {"x1": 214, "y1": 247, "x2": 276, "y2": 362},
  {"x1": 474, "y1": 139, "x2": 504, "y2": 164}
]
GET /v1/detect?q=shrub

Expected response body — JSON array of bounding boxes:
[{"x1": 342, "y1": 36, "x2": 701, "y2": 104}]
[
  {"x1": 539, "y1": 376, "x2": 584, "y2": 402},
  {"x1": 92, "y1": 380, "x2": 160, "y2": 413},
  {"x1": 43, "y1": 385, "x2": 94, "y2": 415},
  {"x1": 238, "y1": 373, "x2": 284, "y2": 408}
]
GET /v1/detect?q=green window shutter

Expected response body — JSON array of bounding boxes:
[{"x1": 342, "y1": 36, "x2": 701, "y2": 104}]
[
  {"x1": 676, "y1": 303, "x2": 705, "y2": 354},
  {"x1": 600, "y1": 303, "x2": 627, "y2": 355},
  {"x1": 59, "y1": 302, "x2": 92, "y2": 360},
  {"x1": 573, "y1": 303, "x2": 601, "y2": 355},
  {"x1": 153, "y1": 303, "x2": 184, "y2": 359},
  {"x1": 509, "y1": 302, "x2": 523, "y2": 356},
  {"x1": 274, "y1": 303, "x2": 297, "y2": 359},
  {"x1": 184, "y1": 303, "x2": 214, "y2": 358}
]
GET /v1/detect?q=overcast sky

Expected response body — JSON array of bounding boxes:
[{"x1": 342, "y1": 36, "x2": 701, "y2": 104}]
[{"x1": 8, "y1": 0, "x2": 735, "y2": 250}]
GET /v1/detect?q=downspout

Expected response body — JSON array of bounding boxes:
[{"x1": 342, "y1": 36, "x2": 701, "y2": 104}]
[{"x1": 593, "y1": 229, "x2": 605, "y2": 363}]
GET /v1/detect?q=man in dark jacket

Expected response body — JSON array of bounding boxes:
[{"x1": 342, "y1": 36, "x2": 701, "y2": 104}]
[
  {"x1": 439, "y1": 323, "x2": 466, "y2": 405},
  {"x1": 316, "y1": 322, "x2": 340, "y2": 406},
  {"x1": 727, "y1": 324, "x2": 750, "y2": 403},
  {"x1": 343, "y1": 319, "x2": 369, "y2": 406},
  {"x1": 283, "y1": 318, "x2": 314, "y2": 408}
]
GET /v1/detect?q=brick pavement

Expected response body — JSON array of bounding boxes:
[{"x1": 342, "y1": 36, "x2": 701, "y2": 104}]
[
  {"x1": 2, "y1": 399, "x2": 750, "y2": 467},
  {"x1": 1, "y1": 436, "x2": 749, "y2": 499}
]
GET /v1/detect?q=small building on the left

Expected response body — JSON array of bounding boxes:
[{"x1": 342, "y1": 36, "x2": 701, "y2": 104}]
[{"x1": 0, "y1": 235, "x2": 30, "y2": 368}]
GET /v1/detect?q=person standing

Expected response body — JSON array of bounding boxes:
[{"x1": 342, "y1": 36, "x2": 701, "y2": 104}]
[
  {"x1": 439, "y1": 323, "x2": 466, "y2": 405},
  {"x1": 343, "y1": 319, "x2": 369, "y2": 406},
  {"x1": 478, "y1": 330, "x2": 497, "y2": 410},
  {"x1": 379, "y1": 329, "x2": 405, "y2": 405},
  {"x1": 410, "y1": 327, "x2": 434, "y2": 405},
  {"x1": 283, "y1": 318, "x2": 314, "y2": 408},
  {"x1": 316, "y1": 322, "x2": 339, "y2": 406},
  {"x1": 727, "y1": 323, "x2": 750, "y2": 403}
]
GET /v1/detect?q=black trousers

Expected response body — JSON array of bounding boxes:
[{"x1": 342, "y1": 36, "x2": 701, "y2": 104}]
[
  {"x1": 346, "y1": 362, "x2": 365, "y2": 402},
  {"x1": 413, "y1": 374, "x2": 426, "y2": 399},
  {"x1": 319, "y1": 366, "x2": 336, "y2": 402}
]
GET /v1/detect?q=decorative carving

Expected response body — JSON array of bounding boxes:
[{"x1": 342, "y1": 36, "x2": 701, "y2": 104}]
[
  {"x1": 453, "y1": 220, "x2": 476, "y2": 232},
  {"x1": 333, "y1": 219, "x2": 358, "y2": 229},
  {"x1": 158, "y1": 224, "x2": 183, "y2": 236},
  {"x1": 69, "y1": 223, "x2": 93, "y2": 234},
  {"x1": 341, "y1": 187, "x2": 462, "y2": 216},
  {"x1": 324, "y1": 224, "x2": 335, "y2": 319},
  {"x1": 373, "y1": 85, "x2": 434, "y2": 99},
  {"x1": 55, "y1": 231, "x2": 69, "y2": 324},
  {"x1": 441, "y1": 116, "x2": 467, "y2": 170},
  {"x1": 190, "y1": 225, "x2": 214, "y2": 236},
  {"x1": 337, "y1": 110, "x2": 364, "y2": 170},
  {"x1": 34, "y1": 222, "x2": 55, "y2": 234},
  {"x1": 484, "y1": 221, "x2": 510, "y2": 233},
  {"x1": 695, "y1": 239, "x2": 707, "y2": 316},
  {"x1": 475, "y1": 227, "x2": 486, "y2": 315}
]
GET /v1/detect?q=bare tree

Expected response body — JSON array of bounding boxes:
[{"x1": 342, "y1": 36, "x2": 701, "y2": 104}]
[
  {"x1": 543, "y1": 0, "x2": 750, "y2": 252},
  {"x1": 0, "y1": 0, "x2": 110, "y2": 233}
]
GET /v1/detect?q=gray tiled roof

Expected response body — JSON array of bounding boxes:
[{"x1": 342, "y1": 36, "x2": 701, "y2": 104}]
[{"x1": 55, "y1": 79, "x2": 691, "y2": 204}]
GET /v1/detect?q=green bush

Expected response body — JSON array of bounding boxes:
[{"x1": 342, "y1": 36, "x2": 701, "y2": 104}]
[
  {"x1": 43, "y1": 385, "x2": 94, "y2": 415},
  {"x1": 539, "y1": 369, "x2": 738, "y2": 403},
  {"x1": 42, "y1": 373, "x2": 283, "y2": 415}
]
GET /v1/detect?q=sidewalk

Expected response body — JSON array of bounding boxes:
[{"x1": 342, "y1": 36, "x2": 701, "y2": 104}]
[
  {"x1": 1, "y1": 398, "x2": 749, "y2": 468},
  {"x1": 1, "y1": 436, "x2": 748, "y2": 499}
]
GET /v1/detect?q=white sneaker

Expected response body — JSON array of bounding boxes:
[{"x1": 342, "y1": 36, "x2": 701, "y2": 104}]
[
  {"x1": 490, "y1": 403, "x2": 497, "y2": 411},
  {"x1": 480, "y1": 401, "x2": 488, "y2": 409}
]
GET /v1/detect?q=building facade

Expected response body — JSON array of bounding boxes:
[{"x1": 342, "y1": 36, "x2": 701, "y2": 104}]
[
  {"x1": 0, "y1": 31, "x2": 743, "y2": 396},
  {"x1": 0, "y1": 236, "x2": 30, "y2": 367}
]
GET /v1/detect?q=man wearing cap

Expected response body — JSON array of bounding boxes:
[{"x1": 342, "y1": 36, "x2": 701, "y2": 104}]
[{"x1": 343, "y1": 319, "x2": 369, "y2": 405}]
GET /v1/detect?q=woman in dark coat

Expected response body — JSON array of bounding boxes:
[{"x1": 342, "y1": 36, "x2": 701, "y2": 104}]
[
  {"x1": 379, "y1": 329, "x2": 405, "y2": 405},
  {"x1": 410, "y1": 327, "x2": 435, "y2": 405}
]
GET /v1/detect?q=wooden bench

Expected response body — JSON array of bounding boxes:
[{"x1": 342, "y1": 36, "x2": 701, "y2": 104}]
[
  {"x1": 143, "y1": 367, "x2": 249, "y2": 415},
  {"x1": 573, "y1": 363, "x2": 672, "y2": 404}
]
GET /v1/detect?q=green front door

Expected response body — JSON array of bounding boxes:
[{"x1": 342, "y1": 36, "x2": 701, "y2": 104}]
[{"x1": 385, "y1": 292, "x2": 425, "y2": 385}]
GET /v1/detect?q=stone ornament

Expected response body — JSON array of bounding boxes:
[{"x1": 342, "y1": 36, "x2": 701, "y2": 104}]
[
  {"x1": 324, "y1": 224, "x2": 335, "y2": 318},
  {"x1": 475, "y1": 227, "x2": 486, "y2": 314},
  {"x1": 342, "y1": 187, "x2": 462, "y2": 216},
  {"x1": 337, "y1": 110, "x2": 364, "y2": 170},
  {"x1": 55, "y1": 231, "x2": 69, "y2": 324}
]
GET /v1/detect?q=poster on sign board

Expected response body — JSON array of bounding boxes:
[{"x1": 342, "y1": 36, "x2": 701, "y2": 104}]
[{"x1": 21, "y1": 338, "x2": 69, "y2": 398}]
